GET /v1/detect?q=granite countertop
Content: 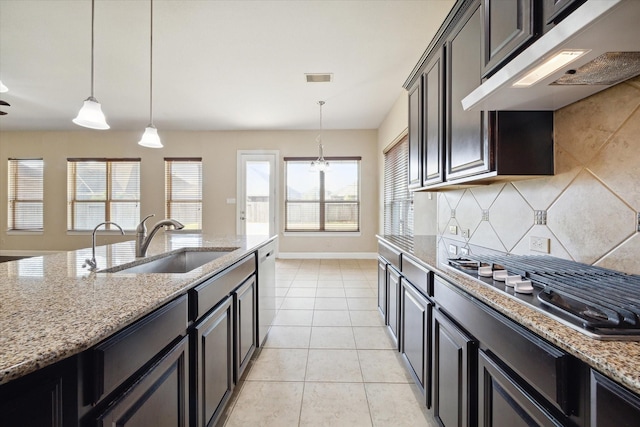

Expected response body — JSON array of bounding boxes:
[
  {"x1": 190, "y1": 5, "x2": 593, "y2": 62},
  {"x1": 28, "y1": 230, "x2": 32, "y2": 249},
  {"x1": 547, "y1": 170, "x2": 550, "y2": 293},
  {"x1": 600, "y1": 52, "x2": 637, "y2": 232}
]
[
  {"x1": 0, "y1": 233, "x2": 275, "y2": 385},
  {"x1": 378, "y1": 234, "x2": 640, "y2": 396}
]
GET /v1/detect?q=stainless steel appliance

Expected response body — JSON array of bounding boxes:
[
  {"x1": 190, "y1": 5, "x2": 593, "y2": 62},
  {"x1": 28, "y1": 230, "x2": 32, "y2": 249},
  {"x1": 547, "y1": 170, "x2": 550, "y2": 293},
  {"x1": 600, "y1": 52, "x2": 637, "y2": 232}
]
[{"x1": 447, "y1": 254, "x2": 640, "y2": 340}]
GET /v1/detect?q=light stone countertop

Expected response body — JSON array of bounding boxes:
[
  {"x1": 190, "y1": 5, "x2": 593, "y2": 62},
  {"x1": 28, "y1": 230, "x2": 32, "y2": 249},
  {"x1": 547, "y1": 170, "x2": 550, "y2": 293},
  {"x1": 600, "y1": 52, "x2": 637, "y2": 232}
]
[
  {"x1": 0, "y1": 233, "x2": 275, "y2": 385},
  {"x1": 378, "y1": 235, "x2": 640, "y2": 396}
]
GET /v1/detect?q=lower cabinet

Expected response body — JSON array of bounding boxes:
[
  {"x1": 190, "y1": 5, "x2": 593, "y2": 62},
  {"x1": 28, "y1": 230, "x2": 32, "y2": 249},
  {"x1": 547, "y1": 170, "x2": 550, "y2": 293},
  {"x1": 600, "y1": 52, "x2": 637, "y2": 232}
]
[
  {"x1": 377, "y1": 257, "x2": 387, "y2": 320},
  {"x1": 400, "y1": 278, "x2": 432, "y2": 405},
  {"x1": 0, "y1": 356, "x2": 77, "y2": 427},
  {"x1": 93, "y1": 336, "x2": 189, "y2": 427},
  {"x1": 591, "y1": 370, "x2": 640, "y2": 427},
  {"x1": 387, "y1": 266, "x2": 401, "y2": 349},
  {"x1": 193, "y1": 296, "x2": 234, "y2": 427},
  {"x1": 235, "y1": 274, "x2": 257, "y2": 381},
  {"x1": 478, "y1": 350, "x2": 562, "y2": 427},
  {"x1": 433, "y1": 308, "x2": 476, "y2": 427}
]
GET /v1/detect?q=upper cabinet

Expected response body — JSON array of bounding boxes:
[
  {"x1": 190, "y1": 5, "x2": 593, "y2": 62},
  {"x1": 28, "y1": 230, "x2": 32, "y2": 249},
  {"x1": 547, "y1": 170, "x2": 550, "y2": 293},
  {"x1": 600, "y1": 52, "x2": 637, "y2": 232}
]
[
  {"x1": 405, "y1": 0, "x2": 554, "y2": 191},
  {"x1": 481, "y1": 0, "x2": 534, "y2": 78}
]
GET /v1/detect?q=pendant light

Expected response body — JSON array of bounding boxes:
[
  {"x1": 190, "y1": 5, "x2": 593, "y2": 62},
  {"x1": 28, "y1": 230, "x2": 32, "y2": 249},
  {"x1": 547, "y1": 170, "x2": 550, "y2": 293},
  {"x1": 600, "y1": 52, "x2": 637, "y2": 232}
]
[
  {"x1": 138, "y1": 0, "x2": 162, "y2": 148},
  {"x1": 310, "y1": 100, "x2": 330, "y2": 172},
  {"x1": 0, "y1": 80, "x2": 8, "y2": 93},
  {"x1": 73, "y1": 0, "x2": 110, "y2": 130}
]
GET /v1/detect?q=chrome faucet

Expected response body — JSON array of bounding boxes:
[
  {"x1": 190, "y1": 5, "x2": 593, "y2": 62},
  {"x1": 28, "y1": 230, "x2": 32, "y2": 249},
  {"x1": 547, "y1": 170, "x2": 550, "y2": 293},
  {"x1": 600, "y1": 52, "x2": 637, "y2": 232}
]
[
  {"x1": 136, "y1": 214, "x2": 185, "y2": 257},
  {"x1": 83, "y1": 222, "x2": 125, "y2": 271}
]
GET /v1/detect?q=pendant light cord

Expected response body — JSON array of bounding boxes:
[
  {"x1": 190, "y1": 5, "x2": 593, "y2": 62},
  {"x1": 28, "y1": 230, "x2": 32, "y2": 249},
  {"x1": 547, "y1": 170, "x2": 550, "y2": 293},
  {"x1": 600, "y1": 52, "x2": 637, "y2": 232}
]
[
  {"x1": 149, "y1": 0, "x2": 154, "y2": 125},
  {"x1": 90, "y1": 0, "x2": 95, "y2": 97},
  {"x1": 318, "y1": 100, "x2": 325, "y2": 160}
]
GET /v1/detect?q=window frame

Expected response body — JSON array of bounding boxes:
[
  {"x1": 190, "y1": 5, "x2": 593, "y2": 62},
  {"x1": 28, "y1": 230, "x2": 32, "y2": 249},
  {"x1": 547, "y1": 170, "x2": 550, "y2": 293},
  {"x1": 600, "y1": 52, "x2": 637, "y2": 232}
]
[
  {"x1": 284, "y1": 156, "x2": 361, "y2": 233},
  {"x1": 7, "y1": 158, "x2": 44, "y2": 232},
  {"x1": 165, "y1": 157, "x2": 203, "y2": 231},
  {"x1": 67, "y1": 158, "x2": 141, "y2": 231}
]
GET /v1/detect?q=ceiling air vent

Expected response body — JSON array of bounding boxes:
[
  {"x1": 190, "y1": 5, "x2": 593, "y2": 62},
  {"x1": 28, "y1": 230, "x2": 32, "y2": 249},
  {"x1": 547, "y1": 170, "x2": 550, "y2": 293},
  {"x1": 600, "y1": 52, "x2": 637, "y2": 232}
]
[
  {"x1": 305, "y1": 73, "x2": 333, "y2": 83},
  {"x1": 552, "y1": 52, "x2": 640, "y2": 86}
]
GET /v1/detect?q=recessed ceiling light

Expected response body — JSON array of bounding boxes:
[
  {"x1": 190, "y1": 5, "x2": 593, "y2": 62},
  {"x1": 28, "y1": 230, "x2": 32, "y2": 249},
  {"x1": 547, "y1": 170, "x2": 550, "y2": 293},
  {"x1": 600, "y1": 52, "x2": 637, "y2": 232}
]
[{"x1": 305, "y1": 73, "x2": 333, "y2": 83}]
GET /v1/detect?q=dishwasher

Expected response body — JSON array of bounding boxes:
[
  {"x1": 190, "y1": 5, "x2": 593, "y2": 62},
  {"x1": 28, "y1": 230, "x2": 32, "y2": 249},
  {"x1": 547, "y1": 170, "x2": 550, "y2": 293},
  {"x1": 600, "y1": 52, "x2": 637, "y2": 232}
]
[{"x1": 257, "y1": 240, "x2": 276, "y2": 346}]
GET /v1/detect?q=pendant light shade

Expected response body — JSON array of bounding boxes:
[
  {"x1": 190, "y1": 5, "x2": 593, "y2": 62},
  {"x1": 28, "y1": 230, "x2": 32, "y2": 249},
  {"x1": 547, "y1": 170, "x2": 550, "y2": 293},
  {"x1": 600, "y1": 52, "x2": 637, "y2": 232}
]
[
  {"x1": 138, "y1": 0, "x2": 162, "y2": 148},
  {"x1": 73, "y1": 96, "x2": 109, "y2": 129},
  {"x1": 0, "y1": 80, "x2": 8, "y2": 93},
  {"x1": 138, "y1": 125, "x2": 163, "y2": 148},
  {"x1": 74, "y1": 0, "x2": 109, "y2": 130},
  {"x1": 310, "y1": 100, "x2": 330, "y2": 172}
]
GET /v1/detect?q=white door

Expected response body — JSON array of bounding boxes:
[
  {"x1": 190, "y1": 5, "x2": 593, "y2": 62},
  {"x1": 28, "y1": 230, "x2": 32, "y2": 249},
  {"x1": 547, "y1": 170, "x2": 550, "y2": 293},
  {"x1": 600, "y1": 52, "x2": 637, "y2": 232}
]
[{"x1": 237, "y1": 151, "x2": 278, "y2": 237}]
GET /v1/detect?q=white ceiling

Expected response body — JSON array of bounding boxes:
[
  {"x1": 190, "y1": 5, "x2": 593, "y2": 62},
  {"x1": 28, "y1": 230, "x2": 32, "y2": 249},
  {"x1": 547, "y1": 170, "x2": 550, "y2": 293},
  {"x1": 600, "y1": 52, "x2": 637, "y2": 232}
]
[{"x1": 0, "y1": 0, "x2": 454, "y2": 131}]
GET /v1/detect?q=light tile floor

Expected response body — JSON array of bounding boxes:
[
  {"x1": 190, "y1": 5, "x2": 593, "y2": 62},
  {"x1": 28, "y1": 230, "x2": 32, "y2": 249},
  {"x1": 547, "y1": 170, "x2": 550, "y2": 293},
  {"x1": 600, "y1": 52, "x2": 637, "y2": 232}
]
[{"x1": 220, "y1": 259, "x2": 438, "y2": 427}]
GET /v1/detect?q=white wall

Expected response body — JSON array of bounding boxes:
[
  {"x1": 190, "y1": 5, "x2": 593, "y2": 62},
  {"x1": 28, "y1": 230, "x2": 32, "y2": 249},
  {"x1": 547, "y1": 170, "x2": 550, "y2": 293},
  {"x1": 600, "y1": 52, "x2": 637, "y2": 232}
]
[{"x1": 0, "y1": 129, "x2": 379, "y2": 255}]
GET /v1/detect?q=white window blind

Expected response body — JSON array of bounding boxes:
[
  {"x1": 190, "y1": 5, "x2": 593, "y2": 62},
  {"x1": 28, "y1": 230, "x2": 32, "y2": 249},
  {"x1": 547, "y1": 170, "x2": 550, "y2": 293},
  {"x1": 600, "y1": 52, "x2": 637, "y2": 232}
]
[
  {"x1": 67, "y1": 158, "x2": 140, "y2": 230},
  {"x1": 384, "y1": 136, "x2": 413, "y2": 235},
  {"x1": 8, "y1": 158, "x2": 44, "y2": 231},
  {"x1": 285, "y1": 157, "x2": 360, "y2": 232},
  {"x1": 165, "y1": 158, "x2": 202, "y2": 230}
]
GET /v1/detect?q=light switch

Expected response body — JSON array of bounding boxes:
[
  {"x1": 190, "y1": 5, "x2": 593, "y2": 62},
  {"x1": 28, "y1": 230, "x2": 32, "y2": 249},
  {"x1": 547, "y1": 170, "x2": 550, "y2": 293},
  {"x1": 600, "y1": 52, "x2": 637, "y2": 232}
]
[{"x1": 226, "y1": 198, "x2": 236, "y2": 204}]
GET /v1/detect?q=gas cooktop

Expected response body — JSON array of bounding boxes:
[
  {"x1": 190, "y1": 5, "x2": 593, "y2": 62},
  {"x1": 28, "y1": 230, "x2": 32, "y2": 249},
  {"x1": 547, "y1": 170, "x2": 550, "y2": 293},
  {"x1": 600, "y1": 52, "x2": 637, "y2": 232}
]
[{"x1": 446, "y1": 255, "x2": 640, "y2": 340}]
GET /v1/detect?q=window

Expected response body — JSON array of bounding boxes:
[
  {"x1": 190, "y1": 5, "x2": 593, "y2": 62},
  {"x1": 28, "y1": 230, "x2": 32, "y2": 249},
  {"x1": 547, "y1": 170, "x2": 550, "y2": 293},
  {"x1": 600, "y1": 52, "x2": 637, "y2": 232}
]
[
  {"x1": 67, "y1": 158, "x2": 140, "y2": 231},
  {"x1": 8, "y1": 158, "x2": 44, "y2": 231},
  {"x1": 165, "y1": 158, "x2": 202, "y2": 230},
  {"x1": 384, "y1": 136, "x2": 413, "y2": 235},
  {"x1": 285, "y1": 157, "x2": 360, "y2": 232}
]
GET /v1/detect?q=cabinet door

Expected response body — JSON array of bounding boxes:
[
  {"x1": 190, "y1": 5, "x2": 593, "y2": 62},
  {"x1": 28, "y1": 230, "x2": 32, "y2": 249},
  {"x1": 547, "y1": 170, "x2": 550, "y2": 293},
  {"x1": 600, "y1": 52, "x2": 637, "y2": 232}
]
[
  {"x1": 478, "y1": 350, "x2": 562, "y2": 427},
  {"x1": 591, "y1": 370, "x2": 640, "y2": 427},
  {"x1": 433, "y1": 309, "x2": 476, "y2": 427},
  {"x1": 377, "y1": 258, "x2": 387, "y2": 321},
  {"x1": 0, "y1": 358, "x2": 76, "y2": 427},
  {"x1": 194, "y1": 296, "x2": 234, "y2": 427},
  {"x1": 400, "y1": 279, "x2": 433, "y2": 405},
  {"x1": 235, "y1": 275, "x2": 257, "y2": 381},
  {"x1": 387, "y1": 266, "x2": 401, "y2": 349},
  {"x1": 543, "y1": 0, "x2": 582, "y2": 25},
  {"x1": 481, "y1": 0, "x2": 534, "y2": 77},
  {"x1": 446, "y1": 2, "x2": 491, "y2": 182},
  {"x1": 94, "y1": 336, "x2": 189, "y2": 427},
  {"x1": 408, "y1": 79, "x2": 423, "y2": 188},
  {"x1": 422, "y1": 46, "x2": 445, "y2": 186}
]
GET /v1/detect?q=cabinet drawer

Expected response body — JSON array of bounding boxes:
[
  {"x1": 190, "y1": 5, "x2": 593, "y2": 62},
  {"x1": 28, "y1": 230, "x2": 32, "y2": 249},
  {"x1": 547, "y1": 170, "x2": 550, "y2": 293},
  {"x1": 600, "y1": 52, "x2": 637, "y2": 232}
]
[
  {"x1": 434, "y1": 277, "x2": 573, "y2": 414},
  {"x1": 88, "y1": 294, "x2": 188, "y2": 404},
  {"x1": 401, "y1": 255, "x2": 432, "y2": 296},
  {"x1": 378, "y1": 241, "x2": 401, "y2": 271},
  {"x1": 190, "y1": 254, "x2": 256, "y2": 320}
]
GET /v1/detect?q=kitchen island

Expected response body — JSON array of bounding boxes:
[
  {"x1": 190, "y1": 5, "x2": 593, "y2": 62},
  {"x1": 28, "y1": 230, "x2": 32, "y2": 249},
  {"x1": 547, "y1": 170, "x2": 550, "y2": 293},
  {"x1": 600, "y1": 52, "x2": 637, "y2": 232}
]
[{"x1": 0, "y1": 233, "x2": 276, "y2": 426}]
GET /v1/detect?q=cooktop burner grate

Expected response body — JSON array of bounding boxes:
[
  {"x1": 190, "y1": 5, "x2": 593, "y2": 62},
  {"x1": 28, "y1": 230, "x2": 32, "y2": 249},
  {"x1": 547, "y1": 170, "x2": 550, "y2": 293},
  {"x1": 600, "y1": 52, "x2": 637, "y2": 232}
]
[{"x1": 448, "y1": 255, "x2": 640, "y2": 337}]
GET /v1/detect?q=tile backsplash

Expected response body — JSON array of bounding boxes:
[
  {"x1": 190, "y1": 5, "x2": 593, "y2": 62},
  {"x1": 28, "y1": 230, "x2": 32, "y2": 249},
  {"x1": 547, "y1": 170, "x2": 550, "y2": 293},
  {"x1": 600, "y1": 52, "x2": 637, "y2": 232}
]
[{"x1": 435, "y1": 76, "x2": 640, "y2": 275}]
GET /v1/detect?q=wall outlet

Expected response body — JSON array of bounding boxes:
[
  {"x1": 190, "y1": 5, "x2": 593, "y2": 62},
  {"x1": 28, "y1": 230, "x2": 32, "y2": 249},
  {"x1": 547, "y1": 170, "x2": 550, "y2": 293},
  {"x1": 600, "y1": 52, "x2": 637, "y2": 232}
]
[
  {"x1": 460, "y1": 247, "x2": 469, "y2": 256},
  {"x1": 449, "y1": 244, "x2": 458, "y2": 255},
  {"x1": 530, "y1": 236, "x2": 550, "y2": 253},
  {"x1": 449, "y1": 225, "x2": 458, "y2": 235},
  {"x1": 461, "y1": 229, "x2": 470, "y2": 238},
  {"x1": 226, "y1": 198, "x2": 236, "y2": 204}
]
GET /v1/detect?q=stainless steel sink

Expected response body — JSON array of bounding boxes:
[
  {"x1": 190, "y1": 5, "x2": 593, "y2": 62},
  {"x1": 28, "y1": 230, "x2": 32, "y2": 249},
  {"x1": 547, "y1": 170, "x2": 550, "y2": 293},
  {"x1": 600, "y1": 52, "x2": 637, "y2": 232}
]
[{"x1": 100, "y1": 248, "x2": 238, "y2": 274}]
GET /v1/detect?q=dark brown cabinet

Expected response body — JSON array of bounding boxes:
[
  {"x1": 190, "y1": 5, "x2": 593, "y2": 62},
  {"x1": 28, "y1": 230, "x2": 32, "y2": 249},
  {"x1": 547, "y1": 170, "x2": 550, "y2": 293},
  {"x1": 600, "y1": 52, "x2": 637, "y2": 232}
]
[
  {"x1": 94, "y1": 336, "x2": 189, "y2": 427},
  {"x1": 446, "y1": 2, "x2": 490, "y2": 182},
  {"x1": 0, "y1": 357, "x2": 77, "y2": 427},
  {"x1": 478, "y1": 350, "x2": 562, "y2": 427},
  {"x1": 543, "y1": 0, "x2": 584, "y2": 27},
  {"x1": 235, "y1": 275, "x2": 257, "y2": 381},
  {"x1": 387, "y1": 266, "x2": 401, "y2": 349},
  {"x1": 422, "y1": 46, "x2": 445, "y2": 187},
  {"x1": 193, "y1": 296, "x2": 234, "y2": 427},
  {"x1": 481, "y1": 0, "x2": 534, "y2": 77},
  {"x1": 408, "y1": 80, "x2": 422, "y2": 188},
  {"x1": 433, "y1": 308, "x2": 476, "y2": 427},
  {"x1": 591, "y1": 370, "x2": 640, "y2": 427},
  {"x1": 400, "y1": 278, "x2": 433, "y2": 405},
  {"x1": 377, "y1": 257, "x2": 387, "y2": 320}
]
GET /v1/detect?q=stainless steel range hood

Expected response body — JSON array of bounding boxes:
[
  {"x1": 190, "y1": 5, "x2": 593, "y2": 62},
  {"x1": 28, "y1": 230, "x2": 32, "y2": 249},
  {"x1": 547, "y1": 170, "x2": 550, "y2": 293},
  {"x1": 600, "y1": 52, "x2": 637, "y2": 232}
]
[{"x1": 462, "y1": 0, "x2": 640, "y2": 112}]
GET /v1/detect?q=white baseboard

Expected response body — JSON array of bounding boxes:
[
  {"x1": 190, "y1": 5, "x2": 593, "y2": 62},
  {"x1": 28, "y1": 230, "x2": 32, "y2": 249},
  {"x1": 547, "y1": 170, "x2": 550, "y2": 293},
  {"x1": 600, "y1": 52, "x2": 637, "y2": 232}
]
[{"x1": 277, "y1": 252, "x2": 377, "y2": 260}]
